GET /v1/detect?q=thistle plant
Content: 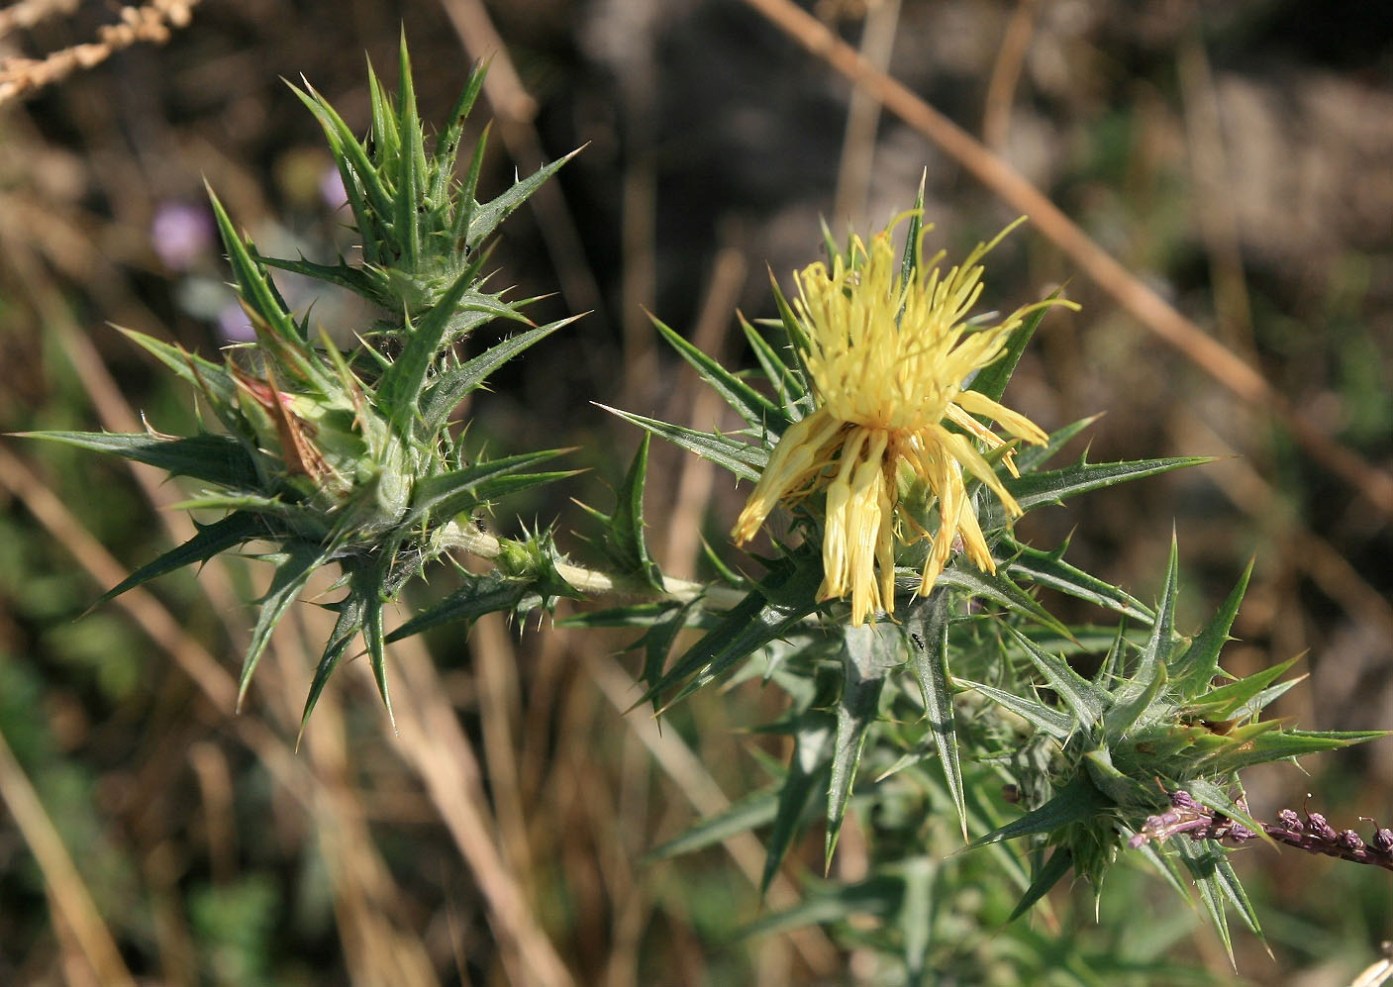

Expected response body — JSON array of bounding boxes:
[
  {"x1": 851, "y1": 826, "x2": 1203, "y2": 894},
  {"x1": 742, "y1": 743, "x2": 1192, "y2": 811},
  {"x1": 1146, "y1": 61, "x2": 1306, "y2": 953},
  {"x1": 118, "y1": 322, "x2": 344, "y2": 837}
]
[{"x1": 27, "y1": 42, "x2": 1385, "y2": 981}]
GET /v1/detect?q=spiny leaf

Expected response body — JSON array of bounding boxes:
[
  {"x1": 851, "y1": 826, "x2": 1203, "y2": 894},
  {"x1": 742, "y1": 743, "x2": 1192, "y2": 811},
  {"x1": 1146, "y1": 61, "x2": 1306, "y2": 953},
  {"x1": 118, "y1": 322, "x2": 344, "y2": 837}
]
[
  {"x1": 905, "y1": 593, "x2": 968, "y2": 836},
  {"x1": 826, "y1": 624, "x2": 896, "y2": 866},
  {"x1": 467, "y1": 148, "x2": 580, "y2": 246},
  {"x1": 645, "y1": 787, "x2": 780, "y2": 861},
  {"x1": 1005, "y1": 540, "x2": 1153, "y2": 623},
  {"x1": 1183, "y1": 656, "x2": 1303, "y2": 720},
  {"x1": 636, "y1": 599, "x2": 703, "y2": 696},
  {"x1": 385, "y1": 569, "x2": 533, "y2": 643},
  {"x1": 25, "y1": 431, "x2": 261, "y2": 490},
  {"x1": 1172, "y1": 561, "x2": 1253, "y2": 690},
  {"x1": 92, "y1": 511, "x2": 265, "y2": 607},
  {"x1": 738, "y1": 314, "x2": 809, "y2": 418},
  {"x1": 898, "y1": 173, "x2": 926, "y2": 286},
  {"x1": 1175, "y1": 839, "x2": 1236, "y2": 965},
  {"x1": 1005, "y1": 457, "x2": 1212, "y2": 512},
  {"x1": 116, "y1": 328, "x2": 242, "y2": 419},
  {"x1": 960, "y1": 678, "x2": 1074, "y2": 741},
  {"x1": 290, "y1": 79, "x2": 393, "y2": 238},
  {"x1": 374, "y1": 263, "x2": 493, "y2": 434},
  {"x1": 405, "y1": 448, "x2": 573, "y2": 526},
  {"x1": 936, "y1": 564, "x2": 1070, "y2": 638},
  {"x1": 1203, "y1": 728, "x2": 1385, "y2": 773},
  {"x1": 257, "y1": 254, "x2": 381, "y2": 302},
  {"x1": 298, "y1": 568, "x2": 380, "y2": 742},
  {"x1": 431, "y1": 62, "x2": 487, "y2": 202},
  {"x1": 451, "y1": 119, "x2": 490, "y2": 251},
  {"x1": 240, "y1": 542, "x2": 329, "y2": 709},
  {"x1": 970, "y1": 776, "x2": 1107, "y2": 849},
  {"x1": 1014, "y1": 415, "x2": 1101, "y2": 474},
  {"x1": 600, "y1": 406, "x2": 765, "y2": 481},
  {"x1": 589, "y1": 434, "x2": 664, "y2": 593},
  {"x1": 1010, "y1": 628, "x2": 1110, "y2": 731},
  {"x1": 1104, "y1": 660, "x2": 1169, "y2": 738},
  {"x1": 1008, "y1": 847, "x2": 1074, "y2": 921},
  {"x1": 967, "y1": 293, "x2": 1060, "y2": 404},
  {"x1": 420, "y1": 317, "x2": 579, "y2": 432},
  {"x1": 362, "y1": 571, "x2": 396, "y2": 733},
  {"x1": 762, "y1": 718, "x2": 833, "y2": 895},
  {"x1": 207, "y1": 187, "x2": 310, "y2": 352},
  {"x1": 392, "y1": 36, "x2": 425, "y2": 270},
  {"x1": 1109, "y1": 537, "x2": 1179, "y2": 720},
  {"x1": 652, "y1": 314, "x2": 787, "y2": 432},
  {"x1": 644, "y1": 560, "x2": 822, "y2": 709}
]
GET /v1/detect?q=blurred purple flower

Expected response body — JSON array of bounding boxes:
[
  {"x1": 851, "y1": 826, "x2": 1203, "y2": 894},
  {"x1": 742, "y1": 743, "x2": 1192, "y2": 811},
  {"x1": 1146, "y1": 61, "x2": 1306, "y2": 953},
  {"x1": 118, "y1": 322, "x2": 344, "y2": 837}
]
[
  {"x1": 217, "y1": 301, "x2": 256, "y2": 344},
  {"x1": 320, "y1": 166, "x2": 348, "y2": 210},
  {"x1": 151, "y1": 201, "x2": 214, "y2": 272}
]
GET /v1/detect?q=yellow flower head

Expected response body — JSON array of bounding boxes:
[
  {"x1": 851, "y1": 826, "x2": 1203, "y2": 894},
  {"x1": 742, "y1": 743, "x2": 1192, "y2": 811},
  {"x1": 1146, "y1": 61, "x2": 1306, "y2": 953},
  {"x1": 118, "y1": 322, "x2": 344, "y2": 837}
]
[{"x1": 732, "y1": 218, "x2": 1074, "y2": 624}]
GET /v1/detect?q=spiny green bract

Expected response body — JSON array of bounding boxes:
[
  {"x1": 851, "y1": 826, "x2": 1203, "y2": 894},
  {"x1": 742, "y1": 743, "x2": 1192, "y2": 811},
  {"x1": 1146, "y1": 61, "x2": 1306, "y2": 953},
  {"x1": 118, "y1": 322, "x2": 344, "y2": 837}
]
[
  {"x1": 964, "y1": 545, "x2": 1379, "y2": 959},
  {"x1": 28, "y1": 39, "x2": 578, "y2": 739}
]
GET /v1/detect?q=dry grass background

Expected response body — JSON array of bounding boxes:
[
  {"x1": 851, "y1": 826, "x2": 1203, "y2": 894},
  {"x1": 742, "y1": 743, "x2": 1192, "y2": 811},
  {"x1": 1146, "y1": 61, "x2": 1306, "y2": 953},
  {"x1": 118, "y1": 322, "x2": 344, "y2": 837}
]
[{"x1": 1, "y1": 0, "x2": 1391, "y2": 983}]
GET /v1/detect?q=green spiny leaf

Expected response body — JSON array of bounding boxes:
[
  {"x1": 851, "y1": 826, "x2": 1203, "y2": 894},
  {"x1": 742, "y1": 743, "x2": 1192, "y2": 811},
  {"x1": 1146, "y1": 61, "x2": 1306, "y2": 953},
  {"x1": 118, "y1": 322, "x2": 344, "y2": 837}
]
[
  {"x1": 375, "y1": 264, "x2": 493, "y2": 434},
  {"x1": 92, "y1": 511, "x2": 265, "y2": 607},
  {"x1": 971, "y1": 776, "x2": 1108, "y2": 848},
  {"x1": 1175, "y1": 838, "x2": 1237, "y2": 965},
  {"x1": 645, "y1": 560, "x2": 822, "y2": 709},
  {"x1": 597, "y1": 434, "x2": 664, "y2": 592},
  {"x1": 967, "y1": 293, "x2": 1060, "y2": 404},
  {"x1": 467, "y1": 149, "x2": 580, "y2": 246},
  {"x1": 826, "y1": 624, "x2": 896, "y2": 866},
  {"x1": 405, "y1": 448, "x2": 573, "y2": 526},
  {"x1": 1007, "y1": 847, "x2": 1074, "y2": 921},
  {"x1": 738, "y1": 314, "x2": 809, "y2": 419},
  {"x1": 1126, "y1": 535, "x2": 1180, "y2": 693},
  {"x1": 1005, "y1": 457, "x2": 1212, "y2": 512},
  {"x1": 652, "y1": 315, "x2": 786, "y2": 432},
  {"x1": 905, "y1": 593, "x2": 968, "y2": 836},
  {"x1": 298, "y1": 575, "x2": 374, "y2": 743},
  {"x1": 600, "y1": 406, "x2": 765, "y2": 481},
  {"x1": 256, "y1": 254, "x2": 381, "y2": 303},
  {"x1": 420, "y1": 317, "x2": 579, "y2": 432},
  {"x1": 1103, "y1": 660, "x2": 1167, "y2": 739},
  {"x1": 762, "y1": 717, "x2": 833, "y2": 895},
  {"x1": 385, "y1": 570, "x2": 532, "y2": 643},
  {"x1": 1005, "y1": 539, "x2": 1153, "y2": 623},
  {"x1": 25, "y1": 431, "x2": 261, "y2": 490},
  {"x1": 240, "y1": 542, "x2": 329, "y2": 709},
  {"x1": 207, "y1": 187, "x2": 310, "y2": 352},
  {"x1": 959, "y1": 678, "x2": 1074, "y2": 740},
  {"x1": 936, "y1": 564, "x2": 1070, "y2": 638},
  {"x1": 1014, "y1": 415, "x2": 1101, "y2": 474},
  {"x1": 431, "y1": 63, "x2": 487, "y2": 203},
  {"x1": 646, "y1": 787, "x2": 780, "y2": 861},
  {"x1": 1011, "y1": 628, "x2": 1110, "y2": 731},
  {"x1": 898, "y1": 172, "x2": 926, "y2": 287},
  {"x1": 1183, "y1": 656, "x2": 1303, "y2": 720},
  {"x1": 1172, "y1": 561, "x2": 1253, "y2": 690},
  {"x1": 291, "y1": 80, "x2": 393, "y2": 242}
]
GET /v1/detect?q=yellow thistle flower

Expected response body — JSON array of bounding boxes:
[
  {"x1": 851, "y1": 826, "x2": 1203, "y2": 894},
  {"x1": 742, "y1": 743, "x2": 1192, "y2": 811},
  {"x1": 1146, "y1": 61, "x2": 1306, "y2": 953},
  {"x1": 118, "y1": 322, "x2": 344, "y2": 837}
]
[{"x1": 732, "y1": 218, "x2": 1075, "y2": 624}]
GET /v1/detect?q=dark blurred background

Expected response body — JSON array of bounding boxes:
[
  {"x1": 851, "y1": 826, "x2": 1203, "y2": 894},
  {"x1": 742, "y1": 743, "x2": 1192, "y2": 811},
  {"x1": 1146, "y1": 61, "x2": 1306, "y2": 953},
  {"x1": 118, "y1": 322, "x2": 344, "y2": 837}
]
[{"x1": 1, "y1": 0, "x2": 1391, "y2": 983}]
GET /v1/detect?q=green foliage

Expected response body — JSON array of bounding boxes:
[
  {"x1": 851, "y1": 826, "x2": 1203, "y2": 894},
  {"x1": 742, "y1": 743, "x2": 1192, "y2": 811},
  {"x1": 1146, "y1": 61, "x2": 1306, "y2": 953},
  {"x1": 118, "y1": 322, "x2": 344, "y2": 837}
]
[
  {"x1": 603, "y1": 231, "x2": 1384, "y2": 979},
  {"x1": 23, "y1": 42, "x2": 577, "y2": 736},
  {"x1": 24, "y1": 38, "x2": 1384, "y2": 984}
]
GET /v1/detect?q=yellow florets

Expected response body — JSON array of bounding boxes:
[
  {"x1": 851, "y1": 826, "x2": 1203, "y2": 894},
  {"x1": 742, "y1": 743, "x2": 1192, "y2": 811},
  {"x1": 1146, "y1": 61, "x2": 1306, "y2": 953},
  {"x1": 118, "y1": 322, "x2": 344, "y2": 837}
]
[{"x1": 733, "y1": 218, "x2": 1073, "y2": 624}]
